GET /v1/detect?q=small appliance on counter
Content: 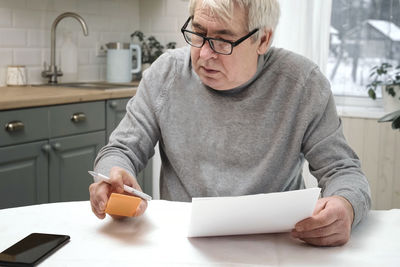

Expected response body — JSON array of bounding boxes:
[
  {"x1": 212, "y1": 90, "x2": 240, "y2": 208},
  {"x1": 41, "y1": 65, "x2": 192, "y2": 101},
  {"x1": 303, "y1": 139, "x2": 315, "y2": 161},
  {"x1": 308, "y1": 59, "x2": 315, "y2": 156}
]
[{"x1": 106, "y1": 42, "x2": 141, "y2": 83}]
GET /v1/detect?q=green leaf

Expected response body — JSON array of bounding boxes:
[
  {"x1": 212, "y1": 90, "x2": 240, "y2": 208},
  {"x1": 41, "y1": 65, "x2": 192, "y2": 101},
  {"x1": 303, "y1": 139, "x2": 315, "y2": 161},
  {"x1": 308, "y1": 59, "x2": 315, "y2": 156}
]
[
  {"x1": 378, "y1": 110, "x2": 400, "y2": 122},
  {"x1": 368, "y1": 89, "x2": 376, "y2": 99},
  {"x1": 387, "y1": 86, "x2": 396, "y2": 97},
  {"x1": 391, "y1": 116, "x2": 400, "y2": 130}
]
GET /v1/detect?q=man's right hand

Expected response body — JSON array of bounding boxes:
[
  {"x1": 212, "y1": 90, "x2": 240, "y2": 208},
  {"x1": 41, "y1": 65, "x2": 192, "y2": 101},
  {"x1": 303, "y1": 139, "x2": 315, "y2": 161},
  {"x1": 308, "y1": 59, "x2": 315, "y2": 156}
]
[{"x1": 89, "y1": 166, "x2": 148, "y2": 219}]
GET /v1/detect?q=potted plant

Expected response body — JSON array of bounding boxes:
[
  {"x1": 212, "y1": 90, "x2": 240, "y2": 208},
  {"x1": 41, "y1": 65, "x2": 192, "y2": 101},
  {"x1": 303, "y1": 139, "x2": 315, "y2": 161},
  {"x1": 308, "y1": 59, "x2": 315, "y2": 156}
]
[
  {"x1": 130, "y1": 31, "x2": 176, "y2": 71},
  {"x1": 378, "y1": 109, "x2": 400, "y2": 130},
  {"x1": 366, "y1": 62, "x2": 400, "y2": 112}
]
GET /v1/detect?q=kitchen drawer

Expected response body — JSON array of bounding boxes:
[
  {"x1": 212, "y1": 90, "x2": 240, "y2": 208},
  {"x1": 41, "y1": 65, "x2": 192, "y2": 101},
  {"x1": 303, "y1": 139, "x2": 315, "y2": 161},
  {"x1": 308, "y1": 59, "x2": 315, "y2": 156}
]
[
  {"x1": 49, "y1": 101, "x2": 105, "y2": 138},
  {"x1": 0, "y1": 107, "x2": 49, "y2": 147}
]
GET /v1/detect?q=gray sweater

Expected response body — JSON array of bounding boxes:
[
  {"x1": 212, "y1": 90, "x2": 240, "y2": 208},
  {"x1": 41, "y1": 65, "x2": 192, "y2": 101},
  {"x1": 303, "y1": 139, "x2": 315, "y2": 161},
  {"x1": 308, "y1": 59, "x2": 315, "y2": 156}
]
[{"x1": 95, "y1": 46, "x2": 371, "y2": 227}]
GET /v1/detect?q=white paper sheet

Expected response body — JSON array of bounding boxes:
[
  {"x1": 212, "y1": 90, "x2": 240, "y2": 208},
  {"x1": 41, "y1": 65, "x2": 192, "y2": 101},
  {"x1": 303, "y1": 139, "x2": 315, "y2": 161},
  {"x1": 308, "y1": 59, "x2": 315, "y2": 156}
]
[{"x1": 188, "y1": 187, "x2": 321, "y2": 237}]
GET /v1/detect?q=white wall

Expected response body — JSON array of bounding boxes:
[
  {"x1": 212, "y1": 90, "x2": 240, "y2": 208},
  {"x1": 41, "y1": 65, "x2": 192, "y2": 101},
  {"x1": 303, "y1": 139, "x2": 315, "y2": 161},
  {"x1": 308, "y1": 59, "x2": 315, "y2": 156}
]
[
  {"x1": 138, "y1": 0, "x2": 189, "y2": 49},
  {"x1": 0, "y1": 0, "x2": 140, "y2": 85}
]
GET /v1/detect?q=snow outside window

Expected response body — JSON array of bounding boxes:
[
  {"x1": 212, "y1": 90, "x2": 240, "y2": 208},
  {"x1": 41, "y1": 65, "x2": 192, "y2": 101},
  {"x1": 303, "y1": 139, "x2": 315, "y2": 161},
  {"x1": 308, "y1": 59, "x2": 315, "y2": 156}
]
[{"x1": 328, "y1": 0, "x2": 400, "y2": 100}]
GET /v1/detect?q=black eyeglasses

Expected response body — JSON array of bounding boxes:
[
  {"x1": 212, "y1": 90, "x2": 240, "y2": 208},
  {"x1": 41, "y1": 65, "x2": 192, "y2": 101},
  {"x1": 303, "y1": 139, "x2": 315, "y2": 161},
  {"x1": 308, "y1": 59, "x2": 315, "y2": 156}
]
[{"x1": 181, "y1": 16, "x2": 259, "y2": 55}]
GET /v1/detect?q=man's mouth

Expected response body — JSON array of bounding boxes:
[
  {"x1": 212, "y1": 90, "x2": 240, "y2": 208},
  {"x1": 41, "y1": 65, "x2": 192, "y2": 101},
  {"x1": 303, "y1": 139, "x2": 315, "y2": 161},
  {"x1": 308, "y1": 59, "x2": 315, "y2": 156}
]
[{"x1": 201, "y1": 66, "x2": 219, "y2": 75}]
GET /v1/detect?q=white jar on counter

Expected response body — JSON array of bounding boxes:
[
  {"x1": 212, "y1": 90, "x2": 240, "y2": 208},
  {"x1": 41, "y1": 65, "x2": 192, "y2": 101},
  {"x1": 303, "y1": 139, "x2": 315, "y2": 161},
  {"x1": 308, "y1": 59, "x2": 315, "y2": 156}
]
[{"x1": 7, "y1": 65, "x2": 27, "y2": 86}]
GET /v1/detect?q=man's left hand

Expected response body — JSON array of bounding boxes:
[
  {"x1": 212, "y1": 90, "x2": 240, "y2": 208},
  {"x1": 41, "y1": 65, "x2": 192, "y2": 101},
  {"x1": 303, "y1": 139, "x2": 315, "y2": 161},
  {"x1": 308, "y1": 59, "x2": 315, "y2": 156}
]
[{"x1": 291, "y1": 195, "x2": 354, "y2": 247}]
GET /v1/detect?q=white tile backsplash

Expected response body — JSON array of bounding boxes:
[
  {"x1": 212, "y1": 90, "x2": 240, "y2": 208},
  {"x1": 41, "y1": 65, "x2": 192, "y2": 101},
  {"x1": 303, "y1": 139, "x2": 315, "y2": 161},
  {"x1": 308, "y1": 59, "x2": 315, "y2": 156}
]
[
  {"x1": 139, "y1": 0, "x2": 188, "y2": 49},
  {"x1": 54, "y1": 0, "x2": 78, "y2": 13},
  {"x1": 0, "y1": 29, "x2": 26, "y2": 46},
  {"x1": 99, "y1": 32, "x2": 126, "y2": 44},
  {"x1": 78, "y1": 31, "x2": 99, "y2": 49},
  {"x1": 14, "y1": 49, "x2": 42, "y2": 65},
  {"x1": 165, "y1": 0, "x2": 188, "y2": 16},
  {"x1": 27, "y1": 30, "x2": 49, "y2": 48},
  {"x1": 138, "y1": 17, "x2": 151, "y2": 33},
  {"x1": 119, "y1": 0, "x2": 139, "y2": 19},
  {"x1": 26, "y1": 0, "x2": 54, "y2": 11},
  {"x1": 27, "y1": 66, "x2": 44, "y2": 84},
  {"x1": 78, "y1": 49, "x2": 90, "y2": 65},
  {"x1": 139, "y1": 0, "x2": 164, "y2": 18},
  {"x1": 0, "y1": 0, "x2": 26, "y2": 9},
  {"x1": 100, "y1": 64, "x2": 106, "y2": 80},
  {"x1": 100, "y1": 1, "x2": 121, "y2": 17},
  {"x1": 41, "y1": 12, "x2": 60, "y2": 30},
  {"x1": 13, "y1": 9, "x2": 42, "y2": 28},
  {"x1": 0, "y1": 0, "x2": 141, "y2": 85},
  {"x1": 0, "y1": 8, "x2": 12, "y2": 27},
  {"x1": 81, "y1": 14, "x2": 101, "y2": 31},
  {"x1": 0, "y1": 49, "x2": 12, "y2": 66},
  {"x1": 78, "y1": 65, "x2": 100, "y2": 81},
  {"x1": 0, "y1": 66, "x2": 5, "y2": 85},
  {"x1": 89, "y1": 49, "x2": 106, "y2": 65},
  {"x1": 0, "y1": 0, "x2": 189, "y2": 85},
  {"x1": 77, "y1": 0, "x2": 100, "y2": 15},
  {"x1": 151, "y1": 17, "x2": 177, "y2": 32}
]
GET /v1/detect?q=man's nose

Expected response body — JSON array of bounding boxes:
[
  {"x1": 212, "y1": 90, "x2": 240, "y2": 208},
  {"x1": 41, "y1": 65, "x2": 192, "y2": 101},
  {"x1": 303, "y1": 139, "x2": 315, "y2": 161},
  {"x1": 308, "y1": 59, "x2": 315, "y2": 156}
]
[{"x1": 199, "y1": 40, "x2": 217, "y2": 60}]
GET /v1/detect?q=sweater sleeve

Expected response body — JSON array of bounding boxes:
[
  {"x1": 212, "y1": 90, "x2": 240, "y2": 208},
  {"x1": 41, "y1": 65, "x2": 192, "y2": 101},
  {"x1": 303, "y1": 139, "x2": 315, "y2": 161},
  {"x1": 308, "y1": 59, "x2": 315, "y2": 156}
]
[
  {"x1": 301, "y1": 68, "x2": 371, "y2": 228},
  {"x1": 94, "y1": 52, "x2": 175, "y2": 179}
]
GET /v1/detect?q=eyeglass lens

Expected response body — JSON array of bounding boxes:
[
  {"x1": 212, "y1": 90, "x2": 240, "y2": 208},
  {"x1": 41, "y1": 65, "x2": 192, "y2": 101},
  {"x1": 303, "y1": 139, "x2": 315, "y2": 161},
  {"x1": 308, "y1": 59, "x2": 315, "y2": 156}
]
[{"x1": 183, "y1": 31, "x2": 232, "y2": 55}]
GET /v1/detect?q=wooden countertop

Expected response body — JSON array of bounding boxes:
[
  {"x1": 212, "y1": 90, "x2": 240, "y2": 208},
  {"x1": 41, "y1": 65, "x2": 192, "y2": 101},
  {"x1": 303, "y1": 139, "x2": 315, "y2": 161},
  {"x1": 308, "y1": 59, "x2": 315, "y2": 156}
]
[{"x1": 0, "y1": 82, "x2": 139, "y2": 110}]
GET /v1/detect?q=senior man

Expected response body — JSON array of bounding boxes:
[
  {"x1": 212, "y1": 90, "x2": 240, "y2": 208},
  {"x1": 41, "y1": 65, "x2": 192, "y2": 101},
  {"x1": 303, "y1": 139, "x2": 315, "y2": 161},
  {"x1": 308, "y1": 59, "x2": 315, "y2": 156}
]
[{"x1": 90, "y1": 0, "x2": 371, "y2": 247}]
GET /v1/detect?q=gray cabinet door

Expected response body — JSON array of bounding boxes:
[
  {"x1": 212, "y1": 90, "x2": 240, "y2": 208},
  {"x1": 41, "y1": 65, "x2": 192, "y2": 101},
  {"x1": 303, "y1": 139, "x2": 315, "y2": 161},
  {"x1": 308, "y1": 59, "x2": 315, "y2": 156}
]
[
  {"x1": 106, "y1": 98, "x2": 130, "y2": 140},
  {"x1": 49, "y1": 131, "x2": 105, "y2": 202},
  {"x1": 0, "y1": 141, "x2": 48, "y2": 209}
]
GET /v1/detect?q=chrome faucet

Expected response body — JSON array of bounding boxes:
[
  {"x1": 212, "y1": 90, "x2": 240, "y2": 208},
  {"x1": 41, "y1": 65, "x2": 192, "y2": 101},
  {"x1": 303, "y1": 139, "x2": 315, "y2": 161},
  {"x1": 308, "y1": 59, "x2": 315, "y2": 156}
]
[{"x1": 42, "y1": 12, "x2": 89, "y2": 84}]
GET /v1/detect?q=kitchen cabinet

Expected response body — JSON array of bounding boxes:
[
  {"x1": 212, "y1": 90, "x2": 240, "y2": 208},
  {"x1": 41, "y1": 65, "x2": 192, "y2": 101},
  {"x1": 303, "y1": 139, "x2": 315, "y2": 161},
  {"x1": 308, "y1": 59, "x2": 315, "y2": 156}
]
[
  {"x1": 1, "y1": 98, "x2": 153, "y2": 209},
  {"x1": 48, "y1": 131, "x2": 105, "y2": 203},
  {"x1": 106, "y1": 98, "x2": 153, "y2": 197},
  {"x1": 0, "y1": 101, "x2": 105, "y2": 209},
  {"x1": 0, "y1": 141, "x2": 48, "y2": 209}
]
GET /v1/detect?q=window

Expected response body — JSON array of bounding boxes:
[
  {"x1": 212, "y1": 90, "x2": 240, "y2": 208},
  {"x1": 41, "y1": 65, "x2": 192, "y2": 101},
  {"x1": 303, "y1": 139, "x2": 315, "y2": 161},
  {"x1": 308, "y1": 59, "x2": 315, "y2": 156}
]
[{"x1": 328, "y1": 0, "x2": 400, "y2": 99}]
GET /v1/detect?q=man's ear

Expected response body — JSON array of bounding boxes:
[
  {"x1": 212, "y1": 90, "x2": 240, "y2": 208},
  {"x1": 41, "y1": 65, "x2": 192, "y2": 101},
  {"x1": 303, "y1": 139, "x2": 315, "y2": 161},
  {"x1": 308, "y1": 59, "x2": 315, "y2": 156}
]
[{"x1": 257, "y1": 29, "x2": 272, "y2": 55}]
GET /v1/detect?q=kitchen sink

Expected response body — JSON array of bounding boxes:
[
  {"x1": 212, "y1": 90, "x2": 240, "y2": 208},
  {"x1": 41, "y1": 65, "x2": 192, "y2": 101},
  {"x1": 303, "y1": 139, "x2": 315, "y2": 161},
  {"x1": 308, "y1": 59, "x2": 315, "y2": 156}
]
[{"x1": 34, "y1": 82, "x2": 137, "y2": 90}]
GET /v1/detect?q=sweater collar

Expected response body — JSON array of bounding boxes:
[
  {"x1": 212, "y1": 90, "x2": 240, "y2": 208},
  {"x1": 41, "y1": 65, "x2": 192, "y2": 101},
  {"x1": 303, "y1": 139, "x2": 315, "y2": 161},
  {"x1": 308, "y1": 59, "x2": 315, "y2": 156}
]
[{"x1": 206, "y1": 48, "x2": 274, "y2": 95}]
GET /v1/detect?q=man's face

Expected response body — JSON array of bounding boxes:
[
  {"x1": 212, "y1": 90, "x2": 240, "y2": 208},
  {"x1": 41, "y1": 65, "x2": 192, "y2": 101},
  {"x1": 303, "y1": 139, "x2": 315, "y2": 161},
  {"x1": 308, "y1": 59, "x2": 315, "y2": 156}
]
[{"x1": 190, "y1": 4, "x2": 262, "y2": 90}]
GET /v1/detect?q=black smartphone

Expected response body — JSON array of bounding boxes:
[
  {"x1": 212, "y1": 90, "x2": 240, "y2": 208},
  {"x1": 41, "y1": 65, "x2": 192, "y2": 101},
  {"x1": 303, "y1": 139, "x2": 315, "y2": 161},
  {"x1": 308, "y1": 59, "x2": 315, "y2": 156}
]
[{"x1": 0, "y1": 233, "x2": 70, "y2": 266}]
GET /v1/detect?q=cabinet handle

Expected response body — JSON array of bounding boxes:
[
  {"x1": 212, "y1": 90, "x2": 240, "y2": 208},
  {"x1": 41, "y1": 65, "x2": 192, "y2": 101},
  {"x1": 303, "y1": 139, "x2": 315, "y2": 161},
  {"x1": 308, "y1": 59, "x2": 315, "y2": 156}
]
[
  {"x1": 42, "y1": 144, "x2": 51, "y2": 153},
  {"x1": 52, "y1": 143, "x2": 61, "y2": 150},
  {"x1": 71, "y1": 112, "x2": 86, "y2": 123},
  {"x1": 109, "y1": 101, "x2": 117, "y2": 109},
  {"x1": 5, "y1": 121, "x2": 24, "y2": 132}
]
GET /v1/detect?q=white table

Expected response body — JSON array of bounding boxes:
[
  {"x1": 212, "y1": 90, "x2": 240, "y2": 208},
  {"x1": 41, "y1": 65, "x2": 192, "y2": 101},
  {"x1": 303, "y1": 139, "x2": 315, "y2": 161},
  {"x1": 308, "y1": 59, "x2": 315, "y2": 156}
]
[{"x1": 0, "y1": 200, "x2": 399, "y2": 266}]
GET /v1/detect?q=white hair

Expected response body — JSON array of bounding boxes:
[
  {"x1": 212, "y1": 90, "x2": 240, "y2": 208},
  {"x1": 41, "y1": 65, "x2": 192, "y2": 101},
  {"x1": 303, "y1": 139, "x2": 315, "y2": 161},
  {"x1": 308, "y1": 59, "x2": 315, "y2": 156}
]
[{"x1": 188, "y1": 0, "x2": 280, "y2": 41}]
